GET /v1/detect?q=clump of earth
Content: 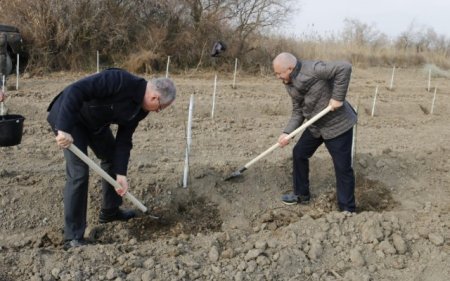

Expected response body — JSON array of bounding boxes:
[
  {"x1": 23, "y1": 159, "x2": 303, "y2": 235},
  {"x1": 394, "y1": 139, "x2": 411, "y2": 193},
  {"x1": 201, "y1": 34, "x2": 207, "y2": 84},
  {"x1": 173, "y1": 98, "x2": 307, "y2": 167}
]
[{"x1": 0, "y1": 68, "x2": 449, "y2": 280}]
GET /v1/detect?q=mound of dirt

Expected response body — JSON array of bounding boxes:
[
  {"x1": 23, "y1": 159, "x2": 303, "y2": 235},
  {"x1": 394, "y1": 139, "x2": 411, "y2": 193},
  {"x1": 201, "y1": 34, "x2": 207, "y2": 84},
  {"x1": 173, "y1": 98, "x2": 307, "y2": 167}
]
[{"x1": 0, "y1": 68, "x2": 449, "y2": 280}]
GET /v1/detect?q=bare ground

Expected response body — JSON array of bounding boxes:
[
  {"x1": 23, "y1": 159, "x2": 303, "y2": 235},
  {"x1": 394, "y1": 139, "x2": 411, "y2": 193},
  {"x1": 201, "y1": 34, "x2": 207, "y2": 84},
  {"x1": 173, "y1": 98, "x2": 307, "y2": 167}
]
[{"x1": 0, "y1": 67, "x2": 449, "y2": 281}]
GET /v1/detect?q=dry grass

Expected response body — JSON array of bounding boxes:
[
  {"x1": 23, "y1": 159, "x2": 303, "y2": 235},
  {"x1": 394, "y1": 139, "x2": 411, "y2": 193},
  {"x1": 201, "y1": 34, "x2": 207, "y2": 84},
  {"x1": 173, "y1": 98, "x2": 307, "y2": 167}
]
[
  {"x1": 0, "y1": 0, "x2": 449, "y2": 73},
  {"x1": 122, "y1": 50, "x2": 161, "y2": 74}
]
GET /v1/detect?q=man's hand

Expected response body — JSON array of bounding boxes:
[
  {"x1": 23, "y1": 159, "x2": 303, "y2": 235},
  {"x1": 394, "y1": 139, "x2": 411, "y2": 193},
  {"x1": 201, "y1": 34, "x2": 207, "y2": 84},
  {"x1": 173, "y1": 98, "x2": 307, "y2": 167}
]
[
  {"x1": 0, "y1": 89, "x2": 5, "y2": 102},
  {"x1": 278, "y1": 133, "x2": 290, "y2": 148},
  {"x1": 116, "y1": 175, "x2": 129, "y2": 196},
  {"x1": 56, "y1": 130, "x2": 73, "y2": 148},
  {"x1": 329, "y1": 99, "x2": 343, "y2": 111}
]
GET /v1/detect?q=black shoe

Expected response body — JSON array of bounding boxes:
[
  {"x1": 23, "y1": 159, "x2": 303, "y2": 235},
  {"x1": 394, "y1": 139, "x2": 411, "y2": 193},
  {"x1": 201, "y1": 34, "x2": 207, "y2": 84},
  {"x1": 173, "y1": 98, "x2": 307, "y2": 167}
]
[
  {"x1": 99, "y1": 208, "x2": 136, "y2": 224},
  {"x1": 63, "y1": 238, "x2": 88, "y2": 250},
  {"x1": 281, "y1": 193, "x2": 310, "y2": 205}
]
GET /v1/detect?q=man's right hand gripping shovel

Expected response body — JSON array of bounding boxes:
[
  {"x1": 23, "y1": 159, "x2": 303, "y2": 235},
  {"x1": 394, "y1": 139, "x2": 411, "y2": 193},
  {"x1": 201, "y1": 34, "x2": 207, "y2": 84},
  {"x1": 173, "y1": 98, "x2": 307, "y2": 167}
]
[{"x1": 56, "y1": 130, "x2": 158, "y2": 219}]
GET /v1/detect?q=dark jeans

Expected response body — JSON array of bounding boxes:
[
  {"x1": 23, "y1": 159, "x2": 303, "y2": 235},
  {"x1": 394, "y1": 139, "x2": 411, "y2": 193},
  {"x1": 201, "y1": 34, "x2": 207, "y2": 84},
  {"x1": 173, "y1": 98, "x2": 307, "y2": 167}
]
[
  {"x1": 293, "y1": 128, "x2": 355, "y2": 212},
  {"x1": 63, "y1": 125, "x2": 122, "y2": 240}
]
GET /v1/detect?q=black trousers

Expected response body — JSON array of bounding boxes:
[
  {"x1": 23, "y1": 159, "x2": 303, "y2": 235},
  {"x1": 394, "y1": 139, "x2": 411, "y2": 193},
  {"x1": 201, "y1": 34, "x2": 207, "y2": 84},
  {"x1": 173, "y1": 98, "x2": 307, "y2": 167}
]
[
  {"x1": 62, "y1": 124, "x2": 122, "y2": 240},
  {"x1": 293, "y1": 128, "x2": 355, "y2": 212}
]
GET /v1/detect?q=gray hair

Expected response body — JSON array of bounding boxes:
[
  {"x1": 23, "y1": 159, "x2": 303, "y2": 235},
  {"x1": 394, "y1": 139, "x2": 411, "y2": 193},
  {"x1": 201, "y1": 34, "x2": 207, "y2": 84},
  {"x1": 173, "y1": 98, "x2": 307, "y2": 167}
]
[{"x1": 151, "y1": 78, "x2": 176, "y2": 104}]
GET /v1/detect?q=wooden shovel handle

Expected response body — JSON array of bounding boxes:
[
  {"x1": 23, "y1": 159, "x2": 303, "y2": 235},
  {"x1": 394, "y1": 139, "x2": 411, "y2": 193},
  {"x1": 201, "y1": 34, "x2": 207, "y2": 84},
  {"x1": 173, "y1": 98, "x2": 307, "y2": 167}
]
[
  {"x1": 243, "y1": 106, "x2": 332, "y2": 169},
  {"x1": 68, "y1": 144, "x2": 148, "y2": 213}
]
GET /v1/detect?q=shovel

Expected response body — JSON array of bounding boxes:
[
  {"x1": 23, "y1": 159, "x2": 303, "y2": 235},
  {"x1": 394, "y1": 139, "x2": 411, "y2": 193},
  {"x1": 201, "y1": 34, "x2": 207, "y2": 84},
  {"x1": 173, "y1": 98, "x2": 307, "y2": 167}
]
[
  {"x1": 225, "y1": 105, "x2": 332, "y2": 181},
  {"x1": 68, "y1": 144, "x2": 160, "y2": 219}
]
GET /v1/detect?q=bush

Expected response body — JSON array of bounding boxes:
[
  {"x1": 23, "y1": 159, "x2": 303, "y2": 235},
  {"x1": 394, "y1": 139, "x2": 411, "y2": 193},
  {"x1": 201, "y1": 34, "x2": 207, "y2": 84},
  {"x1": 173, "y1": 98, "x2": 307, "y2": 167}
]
[{"x1": 1, "y1": 1, "x2": 449, "y2": 73}]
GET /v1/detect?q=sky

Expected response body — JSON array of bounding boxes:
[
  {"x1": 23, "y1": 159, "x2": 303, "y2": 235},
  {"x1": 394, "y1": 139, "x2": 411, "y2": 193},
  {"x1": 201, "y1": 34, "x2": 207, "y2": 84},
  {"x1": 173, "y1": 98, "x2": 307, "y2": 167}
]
[{"x1": 283, "y1": 0, "x2": 450, "y2": 39}]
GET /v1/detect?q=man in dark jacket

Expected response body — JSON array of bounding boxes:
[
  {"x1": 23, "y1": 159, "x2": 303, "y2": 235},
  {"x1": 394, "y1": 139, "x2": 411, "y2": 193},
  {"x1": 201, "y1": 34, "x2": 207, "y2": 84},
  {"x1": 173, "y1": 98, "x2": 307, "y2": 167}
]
[
  {"x1": 47, "y1": 68, "x2": 176, "y2": 249},
  {"x1": 273, "y1": 52, "x2": 357, "y2": 212}
]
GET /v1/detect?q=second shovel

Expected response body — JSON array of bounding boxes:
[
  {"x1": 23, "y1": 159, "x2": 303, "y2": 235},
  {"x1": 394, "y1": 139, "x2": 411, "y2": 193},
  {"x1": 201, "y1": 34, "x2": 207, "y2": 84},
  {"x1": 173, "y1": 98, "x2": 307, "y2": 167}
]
[{"x1": 224, "y1": 106, "x2": 332, "y2": 181}]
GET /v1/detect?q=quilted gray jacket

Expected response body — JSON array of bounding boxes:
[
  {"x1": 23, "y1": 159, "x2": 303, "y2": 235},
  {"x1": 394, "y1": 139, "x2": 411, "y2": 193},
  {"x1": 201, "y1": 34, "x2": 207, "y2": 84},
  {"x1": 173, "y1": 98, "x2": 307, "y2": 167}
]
[{"x1": 283, "y1": 60, "x2": 357, "y2": 139}]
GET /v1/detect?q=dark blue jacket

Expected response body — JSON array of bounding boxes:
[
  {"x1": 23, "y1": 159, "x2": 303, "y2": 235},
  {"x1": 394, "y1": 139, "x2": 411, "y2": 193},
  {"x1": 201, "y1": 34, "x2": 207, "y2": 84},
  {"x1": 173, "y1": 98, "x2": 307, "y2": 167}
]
[{"x1": 47, "y1": 68, "x2": 148, "y2": 175}]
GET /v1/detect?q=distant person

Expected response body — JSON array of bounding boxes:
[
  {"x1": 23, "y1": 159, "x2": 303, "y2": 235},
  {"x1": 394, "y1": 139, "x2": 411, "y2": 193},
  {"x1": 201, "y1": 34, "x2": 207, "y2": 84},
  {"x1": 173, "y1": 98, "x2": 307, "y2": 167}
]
[
  {"x1": 47, "y1": 68, "x2": 176, "y2": 249},
  {"x1": 211, "y1": 41, "x2": 227, "y2": 57},
  {"x1": 273, "y1": 52, "x2": 357, "y2": 212}
]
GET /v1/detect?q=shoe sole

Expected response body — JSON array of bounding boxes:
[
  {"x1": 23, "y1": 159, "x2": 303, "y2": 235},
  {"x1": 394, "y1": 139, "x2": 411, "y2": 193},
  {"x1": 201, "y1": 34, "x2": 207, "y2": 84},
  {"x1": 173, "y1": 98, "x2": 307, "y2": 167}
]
[
  {"x1": 281, "y1": 201, "x2": 299, "y2": 206},
  {"x1": 98, "y1": 217, "x2": 135, "y2": 224},
  {"x1": 281, "y1": 200, "x2": 311, "y2": 206}
]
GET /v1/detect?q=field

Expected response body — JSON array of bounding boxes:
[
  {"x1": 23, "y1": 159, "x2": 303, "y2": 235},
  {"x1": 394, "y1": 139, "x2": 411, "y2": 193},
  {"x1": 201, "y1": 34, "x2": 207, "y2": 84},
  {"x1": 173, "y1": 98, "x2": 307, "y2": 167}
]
[{"x1": 0, "y1": 67, "x2": 449, "y2": 281}]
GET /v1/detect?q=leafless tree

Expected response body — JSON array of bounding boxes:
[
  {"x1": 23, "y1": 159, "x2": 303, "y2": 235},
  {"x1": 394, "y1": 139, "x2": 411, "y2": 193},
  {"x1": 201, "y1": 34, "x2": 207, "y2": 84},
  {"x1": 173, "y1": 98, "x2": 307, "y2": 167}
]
[
  {"x1": 342, "y1": 18, "x2": 386, "y2": 48},
  {"x1": 226, "y1": 0, "x2": 295, "y2": 56}
]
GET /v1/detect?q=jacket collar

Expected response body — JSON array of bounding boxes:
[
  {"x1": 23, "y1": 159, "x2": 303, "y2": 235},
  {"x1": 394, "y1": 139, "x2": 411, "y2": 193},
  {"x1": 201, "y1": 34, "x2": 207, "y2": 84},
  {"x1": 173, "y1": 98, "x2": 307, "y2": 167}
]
[{"x1": 289, "y1": 60, "x2": 302, "y2": 82}]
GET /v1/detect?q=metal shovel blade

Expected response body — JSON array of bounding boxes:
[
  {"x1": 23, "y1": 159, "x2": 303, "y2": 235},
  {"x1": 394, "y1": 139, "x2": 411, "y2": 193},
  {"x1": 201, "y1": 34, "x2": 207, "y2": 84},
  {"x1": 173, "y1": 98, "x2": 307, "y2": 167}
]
[
  {"x1": 224, "y1": 167, "x2": 247, "y2": 181},
  {"x1": 146, "y1": 213, "x2": 160, "y2": 220},
  {"x1": 223, "y1": 106, "x2": 332, "y2": 182}
]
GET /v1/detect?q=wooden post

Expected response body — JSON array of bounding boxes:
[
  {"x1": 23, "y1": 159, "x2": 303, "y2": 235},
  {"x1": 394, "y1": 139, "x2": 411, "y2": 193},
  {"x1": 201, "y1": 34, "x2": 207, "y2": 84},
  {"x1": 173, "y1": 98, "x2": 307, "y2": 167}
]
[
  {"x1": 371, "y1": 86, "x2": 378, "y2": 117},
  {"x1": 165, "y1": 56, "x2": 170, "y2": 78},
  {"x1": 211, "y1": 74, "x2": 217, "y2": 119},
  {"x1": 232, "y1": 58, "x2": 238, "y2": 89},
  {"x1": 427, "y1": 68, "x2": 431, "y2": 92}
]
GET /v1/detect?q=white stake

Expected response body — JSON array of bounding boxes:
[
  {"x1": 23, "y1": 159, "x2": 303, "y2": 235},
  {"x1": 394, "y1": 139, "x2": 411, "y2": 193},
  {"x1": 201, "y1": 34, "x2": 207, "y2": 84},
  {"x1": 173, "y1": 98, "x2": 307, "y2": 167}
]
[
  {"x1": 389, "y1": 65, "x2": 395, "y2": 90},
  {"x1": 183, "y1": 147, "x2": 190, "y2": 188},
  {"x1": 183, "y1": 94, "x2": 194, "y2": 188},
  {"x1": 187, "y1": 94, "x2": 194, "y2": 152},
  {"x1": 430, "y1": 87, "x2": 437, "y2": 115},
  {"x1": 16, "y1": 53, "x2": 19, "y2": 90},
  {"x1": 165, "y1": 56, "x2": 170, "y2": 78},
  {"x1": 1, "y1": 75, "x2": 5, "y2": 115},
  {"x1": 96, "y1": 50, "x2": 99, "y2": 73},
  {"x1": 351, "y1": 105, "x2": 358, "y2": 168},
  {"x1": 232, "y1": 58, "x2": 238, "y2": 89},
  {"x1": 371, "y1": 86, "x2": 378, "y2": 117},
  {"x1": 427, "y1": 68, "x2": 431, "y2": 92},
  {"x1": 211, "y1": 74, "x2": 217, "y2": 119}
]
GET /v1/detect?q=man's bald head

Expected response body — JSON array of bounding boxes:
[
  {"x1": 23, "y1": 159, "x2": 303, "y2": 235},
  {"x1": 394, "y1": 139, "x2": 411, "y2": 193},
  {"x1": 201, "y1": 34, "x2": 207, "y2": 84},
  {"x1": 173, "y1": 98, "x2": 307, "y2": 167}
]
[
  {"x1": 273, "y1": 52, "x2": 297, "y2": 69},
  {"x1": 273, "y1": 52, "x2": 297, "y2": 84}
]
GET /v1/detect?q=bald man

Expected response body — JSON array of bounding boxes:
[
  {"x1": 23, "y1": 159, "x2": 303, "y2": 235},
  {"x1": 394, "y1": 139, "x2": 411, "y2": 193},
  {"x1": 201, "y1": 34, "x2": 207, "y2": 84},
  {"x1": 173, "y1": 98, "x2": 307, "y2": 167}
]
[{"x1": 273, "y1": 52, "x2": 357, "y2": 212}]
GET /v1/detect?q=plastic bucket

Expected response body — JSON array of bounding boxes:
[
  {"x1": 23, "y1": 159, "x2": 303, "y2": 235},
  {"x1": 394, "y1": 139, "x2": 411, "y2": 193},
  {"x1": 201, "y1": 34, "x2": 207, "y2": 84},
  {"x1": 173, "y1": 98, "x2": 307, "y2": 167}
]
[{"x1": 0, "y1": 114, "x2": 25, "y2": 147}]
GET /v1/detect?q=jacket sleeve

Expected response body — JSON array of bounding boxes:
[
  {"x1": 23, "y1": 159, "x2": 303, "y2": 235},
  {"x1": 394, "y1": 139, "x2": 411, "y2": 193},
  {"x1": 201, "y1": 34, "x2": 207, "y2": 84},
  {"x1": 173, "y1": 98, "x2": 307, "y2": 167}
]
[
  {"x1": 312, "y1": 61, "x2": 352, "y2": 101},
  {"x1": 113, "y1": 121, "x2": 140, "y2": 175},
  {"x1": 55, "y1": 70, "x2": 125, "y2": 133},
  {"x1": 283, "y1": 93, "x2": 305, "y2": 134}
]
